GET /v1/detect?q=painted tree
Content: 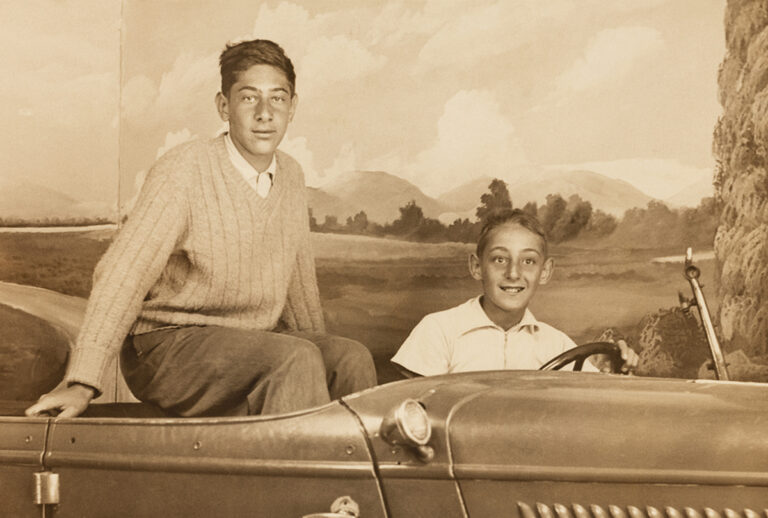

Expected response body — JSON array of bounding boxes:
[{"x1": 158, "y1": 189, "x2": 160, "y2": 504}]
[
  {"x1": 476, "y1": 179, "x2": 512, "y2": 222},
  {"x1": 389, "y1": 200, "x2": 425, "y2": 236},
  {"x1": 550, "y1": 195, "x2": 592, "y2": 243},
  {"x1": 539, "y1": 194, "x2": 567, "y2": 237},
  {"x1": 346, "y1": 210, "x2": 369, "y2": 234},
  {"x1": 713, "y1": 0, "x2": 768, "y2": 355}
]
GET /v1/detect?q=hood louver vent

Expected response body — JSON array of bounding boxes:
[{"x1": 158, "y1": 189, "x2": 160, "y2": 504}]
[{"x1": 518, "y1": 502, "x2": 766, "y2": 518}]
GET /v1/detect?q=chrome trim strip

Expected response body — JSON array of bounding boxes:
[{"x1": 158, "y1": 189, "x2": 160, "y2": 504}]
[
  {"x1": 376, "y1": 462, "x2": 453, "y2": 479},
  {"x1": 0, "y1": 450, "x2": 44, "y2": 465},
  {"x1": 46, "y1": 453, "x2": 376, "y2": 477},
  {"x1": 518, "y1": 503, "x2": 768, "y2": 518},
  {"x1": 455, "y1": 464, "x2": 768, "y2": 486},
  {"x1": 47, "y1": 401, "x2": 339, "y2": 426}
]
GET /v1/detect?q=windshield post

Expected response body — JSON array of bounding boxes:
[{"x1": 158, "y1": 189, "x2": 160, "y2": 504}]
[{"x1": 683, "y1": 247, "x2": 730, "y2": 381}]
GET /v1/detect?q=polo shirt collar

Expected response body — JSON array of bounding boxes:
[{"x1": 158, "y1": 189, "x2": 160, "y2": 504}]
[
  {"x1": 224, "y1": 132, "x2": 277, "y2": 181},
  {"x1": 461, "y1": 296, "x2": 540, "y2": 334}
]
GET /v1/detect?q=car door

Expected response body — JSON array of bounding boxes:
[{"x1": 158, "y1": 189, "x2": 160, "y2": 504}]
[
  {"x1": 41, "y1": 402, "x2": 386, "y2": 518},
  {"x1": 0, "y1": 416, "x2": 50, "y2": 518}
]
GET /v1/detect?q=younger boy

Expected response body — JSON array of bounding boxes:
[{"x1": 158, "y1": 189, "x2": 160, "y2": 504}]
[{"x1": 391, "y1": 209, "x2": 637, "y2": 376}]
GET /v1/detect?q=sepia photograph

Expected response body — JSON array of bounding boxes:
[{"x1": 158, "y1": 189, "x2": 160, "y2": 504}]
[{"x1": 1, "y1": 0, "x2": 767, "y2": 516}]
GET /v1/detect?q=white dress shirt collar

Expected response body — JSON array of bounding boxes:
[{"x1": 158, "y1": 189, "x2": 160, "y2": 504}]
[{"x1": 224, "y1": 132, "x2": 277, "y2": 183}]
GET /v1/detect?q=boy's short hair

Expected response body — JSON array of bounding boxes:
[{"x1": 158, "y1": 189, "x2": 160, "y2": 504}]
[
  {"x1": 476, "y1": 208, "x2": 548, "y2": 257},
  {"x1": 219, "y1": 39, "x2": 296, "y2": 97}
]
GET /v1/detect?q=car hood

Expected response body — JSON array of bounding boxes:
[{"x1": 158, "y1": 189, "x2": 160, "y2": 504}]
[
  {"x1": 445, "y1": 372, "x2": 768, "y2": 477},
  {"x1": 345, "y1": 371, "x2": 768, "y2": 478}
]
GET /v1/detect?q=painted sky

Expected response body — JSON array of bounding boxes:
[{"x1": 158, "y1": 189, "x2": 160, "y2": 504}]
[
  {"x1": 0, "y1": 0, "x2": 120, "y2": 203},
  {"x1": 1, "y1": 0, "x2": 725, "y2": 214}
]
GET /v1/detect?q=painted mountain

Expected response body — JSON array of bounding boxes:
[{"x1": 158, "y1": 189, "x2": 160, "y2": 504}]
[
  {"x1": 438, "y1": 170, "x2": 655, "y2": 218},
  {"x1": 437, "y1": 175, "x2": 498, "y2": 218},
  {"x1": 0, "y1": 179, "x2": 115, "y2": 221},
  {"x1": 665, "y1": 177, "x2": 714, "y2": 208},
  {"x1": 306, "y1": 187, "x2": 359, "y2": 223},
  {"x1": 311, "y1": 170, "x2": 451, "y2": 224}
]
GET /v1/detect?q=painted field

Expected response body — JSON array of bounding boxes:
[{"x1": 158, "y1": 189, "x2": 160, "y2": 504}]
[
  {"x1": 0, "y1": 230, "x2": 715, "y2": 387},
  {"x1": 0, "y1": 231, "x2": 109, "y2": 298}
]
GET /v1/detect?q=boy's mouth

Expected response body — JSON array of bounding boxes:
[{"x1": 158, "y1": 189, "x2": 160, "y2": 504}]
[
  {"x1": 252, "y1": 129, "x2": 276, "y2": 138},
  {"x1": 500, "y1": 286, "x2": 525, "y2": 293}
]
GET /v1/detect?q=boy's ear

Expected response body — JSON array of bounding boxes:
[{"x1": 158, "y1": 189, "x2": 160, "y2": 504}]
[
  {"x1": 539, "y1": 257, "x2": 555, "y2": 285},
  {"x1": 288, "y1": 93, "x2": 299, "y2": 123},
  {"x1": 468, "y1": 253, "x2": 483, "y2": 281},
  {"x1": 215, "y1": 92, "x2": 229, "y2": 122}
]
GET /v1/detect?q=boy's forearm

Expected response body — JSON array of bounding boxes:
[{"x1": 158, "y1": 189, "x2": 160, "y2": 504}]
[{"x1": 65, "y1": 171, "x2": 187, "y2": 391}]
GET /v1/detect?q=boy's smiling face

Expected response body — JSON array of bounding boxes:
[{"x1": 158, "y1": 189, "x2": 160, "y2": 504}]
[
  {"x1": 215, "y1": 64, "x2": 297, "y2": 172},
  {"x1": 469, "y1": 222, "x2": 554, "y2": 330}
]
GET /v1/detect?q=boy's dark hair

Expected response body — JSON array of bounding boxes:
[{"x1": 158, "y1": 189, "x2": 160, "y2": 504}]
[
  {"x1": 219, "y1": 39, "x2": 296, "y2": 97},
  {"x1": 476, "y1": 208, "x2": 548, "y2": 257}
]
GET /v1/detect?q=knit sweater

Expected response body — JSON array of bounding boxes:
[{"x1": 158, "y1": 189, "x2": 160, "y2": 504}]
[{"x1": 64, "y1": 135, "x2": 325, "y2": 393}]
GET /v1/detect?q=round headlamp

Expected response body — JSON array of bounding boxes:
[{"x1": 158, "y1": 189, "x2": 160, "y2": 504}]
[
  {"x1": 394, "y1": 398, "x2": 431, "y2": 446},
  {"x1": 381, "y1": 398, "x2": 433, "y2": 452}
]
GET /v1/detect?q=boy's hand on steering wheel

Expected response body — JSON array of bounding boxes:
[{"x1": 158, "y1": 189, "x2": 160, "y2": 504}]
[
  {"x1": 591, "y1": 339, "x2": 639, "y2": 374},
  {"x1": 615, "y1": 339, "x2": 639, "y2": 373}
]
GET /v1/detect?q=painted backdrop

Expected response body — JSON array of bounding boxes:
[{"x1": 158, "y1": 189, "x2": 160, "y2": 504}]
[{"x1": 0, "y1": 0, "x2": 728, "y2": 400}]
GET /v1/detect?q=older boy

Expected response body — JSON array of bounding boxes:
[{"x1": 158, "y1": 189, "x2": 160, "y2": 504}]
[
  {"x1": 392, "y1": 209, "x2": 637, "y2": 377},
  {"x1": 27, "y1": 39, "x2": 376, "y2": 418}
]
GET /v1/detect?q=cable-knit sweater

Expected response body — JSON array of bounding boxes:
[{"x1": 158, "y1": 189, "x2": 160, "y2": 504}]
[{"x1": 64, "y1": 134, "x2": 325, "y2": 393}]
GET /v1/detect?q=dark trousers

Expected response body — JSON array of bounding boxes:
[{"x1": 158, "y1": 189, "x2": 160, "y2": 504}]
[{"x1": 120, "y1": 326, "x2": 377, "y2": 417}]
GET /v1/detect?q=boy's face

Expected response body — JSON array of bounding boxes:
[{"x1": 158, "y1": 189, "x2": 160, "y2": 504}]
[
  {"x1": 215, "y1": 64, "x2": 297, "y2": 171},
  {"x1": 469, "y1": 223, "x2": 554, "y2": 329}
]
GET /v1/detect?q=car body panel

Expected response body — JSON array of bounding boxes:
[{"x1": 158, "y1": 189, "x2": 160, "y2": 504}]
[
  {"x1": 42, "y1": 402, "x2": 386, "y2": 518},
  {"x1": 0, "y1": 417, "x2": 48, "y2": 517},
  {"x1": 3, "y1": 371, "x2": 768, "y2": 516}
]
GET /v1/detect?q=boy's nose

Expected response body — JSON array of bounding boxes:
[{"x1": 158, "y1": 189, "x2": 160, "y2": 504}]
[
  {"x1": 255, "y1": 99, "x2": 273, "y2": 121},
  {"x1": 506, "y1": 262, "x2": 520, "y2": 279}
]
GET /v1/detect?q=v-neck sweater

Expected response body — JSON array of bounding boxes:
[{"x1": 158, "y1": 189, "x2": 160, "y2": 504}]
[{"x1": 65, "y1": 135, "x2": 325, "y2": 393}]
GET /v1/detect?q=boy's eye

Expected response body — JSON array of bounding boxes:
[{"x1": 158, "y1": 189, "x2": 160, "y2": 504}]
[
  {"x1": 523, "y1": 257, "x2": 537, "y2": 265},
  {"x1": 271, "y1": 95, "x2": 287, "y2": 103},
  {"x1": 241, "y1": 95, "x2": 257, "y2": 103},
  {"x1": 491, "y1": 256, "x2": 508, "y2": 264}
]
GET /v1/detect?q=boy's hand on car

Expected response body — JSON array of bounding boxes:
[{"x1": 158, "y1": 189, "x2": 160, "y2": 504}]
[{"x1": 25, "y1": 383, "x2": 95, "y2": 418}]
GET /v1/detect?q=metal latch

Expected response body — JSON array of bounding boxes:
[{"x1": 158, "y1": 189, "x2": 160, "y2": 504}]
[
  {"x1": 302, "y1": 495, "x2": 360, "y2": 517},
  {"x1": 34, "y1": 471, "x2": 60, "y2": 505}
]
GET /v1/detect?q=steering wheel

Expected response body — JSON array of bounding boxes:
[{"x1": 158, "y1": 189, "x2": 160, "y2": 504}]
[{"x1": 539, "y1": 341, "x2": 623, "y2": 373}]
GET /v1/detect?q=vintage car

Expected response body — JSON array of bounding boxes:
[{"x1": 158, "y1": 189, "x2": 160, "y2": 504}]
[{"x1": 1, "y1": 252, "x2": 766, "y2": 517}]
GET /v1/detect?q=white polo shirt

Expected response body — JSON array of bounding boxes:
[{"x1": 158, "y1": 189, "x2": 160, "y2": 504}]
[{"x1": 392, "y1": 296, "x2": 596, "y2": 376}]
